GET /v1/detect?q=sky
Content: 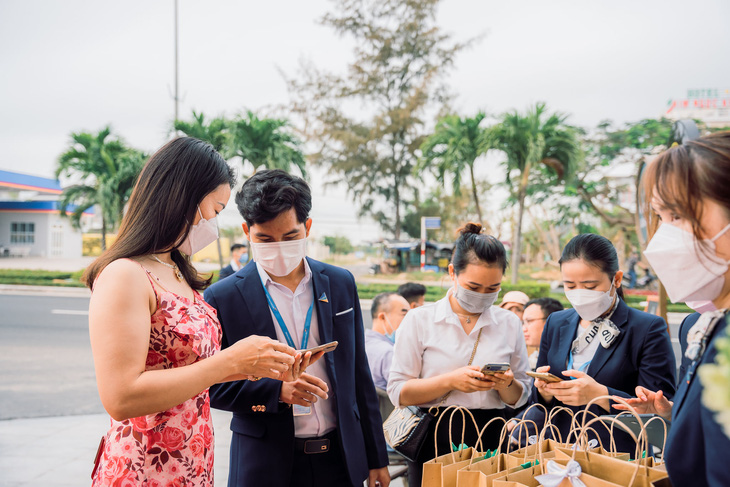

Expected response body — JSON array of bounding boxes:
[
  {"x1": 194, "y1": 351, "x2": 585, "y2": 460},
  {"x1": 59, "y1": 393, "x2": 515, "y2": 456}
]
[{"x1": 1, "y1": 0, "x2": 728, "y2": 243}]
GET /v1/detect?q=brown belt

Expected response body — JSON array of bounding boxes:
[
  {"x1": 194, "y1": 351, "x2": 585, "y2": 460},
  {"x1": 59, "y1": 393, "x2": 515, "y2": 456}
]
[{"x1": 294, "y1": 429, "x2": 338, "y2": 454}]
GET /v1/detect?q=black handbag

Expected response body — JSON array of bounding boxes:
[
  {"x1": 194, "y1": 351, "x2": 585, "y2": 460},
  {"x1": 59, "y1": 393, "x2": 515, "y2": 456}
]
[{"x1": 383, "y1": 405, "x2": 436, "y2": 462}]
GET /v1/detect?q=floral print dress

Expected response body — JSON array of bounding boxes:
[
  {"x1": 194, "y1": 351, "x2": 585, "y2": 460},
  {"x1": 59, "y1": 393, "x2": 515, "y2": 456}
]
[{"x1": 92, "y1": 267, "x2": 222, "y2": 487}]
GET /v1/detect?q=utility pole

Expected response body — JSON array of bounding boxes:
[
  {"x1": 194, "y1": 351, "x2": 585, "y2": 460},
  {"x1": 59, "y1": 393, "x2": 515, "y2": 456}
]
[{"x1": 173, "y1": 0, "x2": 179, "y2": 126}]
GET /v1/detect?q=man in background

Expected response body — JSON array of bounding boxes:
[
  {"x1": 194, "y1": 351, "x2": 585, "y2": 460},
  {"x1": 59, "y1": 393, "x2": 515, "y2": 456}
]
[
  {"x1": 521, "y1": 297, "x2": 564, "y2": 370},
  {"x1": 499, "y1": 290, "x2": 530, "y2": 320},
  {"x1": 365, "y1": 292, "x2": 410, "y2": 390},
  {"x1": 218, "y1": 243, "x2": 247, "y2": 280},
  {"x1": 397, "y1": 282, "x2": 427, "y2": 309}
]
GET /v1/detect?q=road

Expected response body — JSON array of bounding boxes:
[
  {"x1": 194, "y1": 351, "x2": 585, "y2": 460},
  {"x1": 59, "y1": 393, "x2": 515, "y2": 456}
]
[
  {"x1": 0, "y1": 294, "x2": 101, "y2": 420},
  {"x1": 0, "y1": 290, "x2": 685, "y2": 421}
]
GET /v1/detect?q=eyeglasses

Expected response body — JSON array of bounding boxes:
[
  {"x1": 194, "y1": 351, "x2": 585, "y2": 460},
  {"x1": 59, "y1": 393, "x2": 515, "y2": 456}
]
[{"x1": 522, "y1": 317, "x2": 547, "y2": 326}]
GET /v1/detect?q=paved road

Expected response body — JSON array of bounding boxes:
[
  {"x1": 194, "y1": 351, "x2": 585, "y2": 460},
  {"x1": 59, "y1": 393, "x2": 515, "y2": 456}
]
[{"x1": 0, "y1": 294, "x2": 102, "y2": 420}]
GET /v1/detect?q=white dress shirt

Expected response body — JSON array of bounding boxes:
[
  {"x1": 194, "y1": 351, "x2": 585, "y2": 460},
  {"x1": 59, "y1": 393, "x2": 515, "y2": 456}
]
[
  {"x1": 229, "y1": 259, "x2": 242, "y2": 272},
  {"x1": 256, "y1": 261, "x2": 336, "y2": 438},
  {"x1": 387, "y1": 292, "x2": 531, "y2": 409}
]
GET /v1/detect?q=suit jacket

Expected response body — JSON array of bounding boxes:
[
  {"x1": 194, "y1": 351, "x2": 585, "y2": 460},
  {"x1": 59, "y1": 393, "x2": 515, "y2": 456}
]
[
  {"x1": 531, "y1": 299, "x2": 676, "y2": 456},
  {"x1": 218, "y1": 264, "x2": 235, "y2": 281},
  {"x1": 204, "y1": 258, "x2": 388, "y2": 487},
  {"x1": 677, "y1": 312, "x2": 700, "y2": 386},
  {"x1": 665, "y1": 312, "x2": 730, "y2": 486}
]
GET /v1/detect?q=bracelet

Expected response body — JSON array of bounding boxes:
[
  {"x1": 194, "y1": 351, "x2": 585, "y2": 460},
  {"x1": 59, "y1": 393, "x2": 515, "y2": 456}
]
[{"x1": 507, "y1": 379, "x2": 514, "y2": 388}]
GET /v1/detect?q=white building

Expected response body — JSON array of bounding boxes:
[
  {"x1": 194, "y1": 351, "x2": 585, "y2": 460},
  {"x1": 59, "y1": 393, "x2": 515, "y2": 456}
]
[{"x1": 0, "y1": 169, "x2": 89, "y2": 258}]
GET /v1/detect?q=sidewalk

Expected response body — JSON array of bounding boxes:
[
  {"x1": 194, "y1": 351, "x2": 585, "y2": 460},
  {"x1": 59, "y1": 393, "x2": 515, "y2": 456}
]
[
  {"x1": 0, "y1": 410, "x2": 232, "y2": 487},
  {"x1": 0, "y1": 410, "x2": 406, "y2": 487}
]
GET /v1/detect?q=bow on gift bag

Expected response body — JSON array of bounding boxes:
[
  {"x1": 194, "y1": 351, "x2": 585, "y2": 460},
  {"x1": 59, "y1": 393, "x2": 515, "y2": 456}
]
[{"x1": 535, "y1": 460, "x2": 588, "y2": 487}]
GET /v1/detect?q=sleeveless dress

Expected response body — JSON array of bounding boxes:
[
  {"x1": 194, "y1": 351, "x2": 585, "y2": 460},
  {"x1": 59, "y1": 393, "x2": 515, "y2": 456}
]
[{"x1": 92, "y1": 265, "x2": 222, "y2": 487}]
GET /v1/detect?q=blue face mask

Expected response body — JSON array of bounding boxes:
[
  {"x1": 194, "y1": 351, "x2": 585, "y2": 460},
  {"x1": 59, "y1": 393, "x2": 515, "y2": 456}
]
[
  {"x1": 384, "y1": 316, "x2": 396, "y2": 343},
  {"x1": 238, "y1": 253, "x2": 247, "y2": 264}
]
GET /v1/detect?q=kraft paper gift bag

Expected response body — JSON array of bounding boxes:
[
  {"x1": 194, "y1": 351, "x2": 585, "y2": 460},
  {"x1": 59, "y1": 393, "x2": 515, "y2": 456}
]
[
  {"x1": 422, "y1": 406, "x2": 485, "y2": 487},
  {"x1": 456, "y1": 454, "x2": 525, "y2": 487},
  {"x1": 553, "y1": 449, "x2": 668, "y2": 487}
]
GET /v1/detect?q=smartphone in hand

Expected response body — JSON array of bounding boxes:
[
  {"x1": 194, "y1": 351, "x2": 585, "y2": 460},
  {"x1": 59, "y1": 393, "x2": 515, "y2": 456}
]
[
  {"x1": 299, "y1": 341, "x2": 338, "y2": 355},
  {"x1": 526, "y1": 371, "x2": 563, "y2": 383},
  {"x1": 480, "y1": 363, "x2": 511, "y2": 375}
]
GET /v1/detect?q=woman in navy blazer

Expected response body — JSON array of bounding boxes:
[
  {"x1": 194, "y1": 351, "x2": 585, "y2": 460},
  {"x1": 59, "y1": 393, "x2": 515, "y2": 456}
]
[
  {"x1": 531, "y1": 234, "x2": 676, "y2": 456},
  {"x1": 616, "y1": 132, "x2": 730, "y2": 486}
]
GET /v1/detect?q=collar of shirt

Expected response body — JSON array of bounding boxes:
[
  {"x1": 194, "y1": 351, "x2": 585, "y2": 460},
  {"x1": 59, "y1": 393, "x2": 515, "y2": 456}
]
[
  {"x1": 433, "y1": 290, "x2": 497, "y2": 332},
  {"x1": 230, "y1": 260, "x2": 242, "y2": 272},
  {"x1": 255, "y1": 258, "x2": 312, "y2": 293}
]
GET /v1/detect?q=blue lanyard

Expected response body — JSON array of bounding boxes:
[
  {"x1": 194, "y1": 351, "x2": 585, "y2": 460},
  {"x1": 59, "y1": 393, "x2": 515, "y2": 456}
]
[
  {"x1": 261, "y1": 280, "x2": 314, "y2": 349},
  {"x1": 567, "y1": 349, "x2": 591, "y2": 378}
]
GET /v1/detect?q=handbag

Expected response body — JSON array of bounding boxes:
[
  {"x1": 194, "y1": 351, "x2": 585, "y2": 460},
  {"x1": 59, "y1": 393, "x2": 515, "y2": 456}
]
[
  {"x1": 383, "y1": 328, "x2": 483, "y2": 462},
  {"x1": 383, "y1": 405, "x2": 437, "y2": 461}
]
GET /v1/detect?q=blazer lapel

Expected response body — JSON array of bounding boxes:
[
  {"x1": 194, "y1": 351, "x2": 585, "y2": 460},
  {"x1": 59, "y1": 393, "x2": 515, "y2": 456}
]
[
  {"x1": 556, "y1": 313, "x2": 580, "y2": 378},
  {"x1": 308, "y1": 258, "x2": 337, "y2": 381},
  {"x1": 586, "y1": 299, "x2": 629, "y2": 377},
  {"x1": 235, "y1": 261, "x2": 277, "y2": 339}
]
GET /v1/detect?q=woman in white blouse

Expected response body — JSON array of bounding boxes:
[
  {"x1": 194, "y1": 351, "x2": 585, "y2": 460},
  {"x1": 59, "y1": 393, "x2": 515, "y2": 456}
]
[{"x1": 388, "y1": 223, "x2": 531, "y2": 486}]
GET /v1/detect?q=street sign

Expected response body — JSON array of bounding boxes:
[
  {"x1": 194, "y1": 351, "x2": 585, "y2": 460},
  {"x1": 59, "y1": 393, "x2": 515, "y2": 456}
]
[{"x1": 424, "y1": 217, "x2": 441, "y2": 229}]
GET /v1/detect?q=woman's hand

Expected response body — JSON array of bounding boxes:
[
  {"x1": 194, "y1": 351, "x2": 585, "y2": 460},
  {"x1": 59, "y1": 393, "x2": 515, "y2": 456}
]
[
  {"x1": 225, "y1": 335, "x2": 297, "y2": 380},
  {"x1": 445, "y1": 365, "x2": 495, "y2": 393},
  {"x1": 533, "y1": 365, "x2": 555, "y2": 402},
  {"x1": 544, "y1": 370, "x2": 609, "y2": 409},
  {"x1": 613, "y1": 386, "x2": 673, "y2": 420},
  {"x1": 481, "y1": 369, "x2": 515, "y2": 391}
]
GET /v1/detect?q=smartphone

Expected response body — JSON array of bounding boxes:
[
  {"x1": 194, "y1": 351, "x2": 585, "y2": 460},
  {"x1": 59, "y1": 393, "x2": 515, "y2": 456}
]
[
  {"x1": 299, "y1": 341, "x2": 338, "y2": 355},
  {"x1": 481, "y1": 363, "x2": 511, "y2": 375},
  {"x1": 526, "y1": 371, "x2": 564, "y2": 383},
  {"x1": 600, "y1": 414, "x2": 669, "y2": 448}
]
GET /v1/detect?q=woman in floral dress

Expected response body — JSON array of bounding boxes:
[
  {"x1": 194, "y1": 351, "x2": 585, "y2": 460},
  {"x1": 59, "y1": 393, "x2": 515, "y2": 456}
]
[{"x1": 85, "y1": 138, "x2": 314, "y2": 486}]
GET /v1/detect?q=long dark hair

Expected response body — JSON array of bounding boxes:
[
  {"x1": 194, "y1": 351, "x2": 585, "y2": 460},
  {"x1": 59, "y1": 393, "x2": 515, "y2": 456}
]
[
  {"x1": 451, "y1": 222, "x2": 508, "y2": 273},
  {"x1": 559, "y1": 233, "x2": 625, "y2": 299},
  {"x1": 84, "y1": 137, "x2": 235, "y2": 290}
]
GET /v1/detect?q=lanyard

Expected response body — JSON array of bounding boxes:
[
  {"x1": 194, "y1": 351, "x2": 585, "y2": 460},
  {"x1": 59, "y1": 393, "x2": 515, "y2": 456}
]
[
  {"x1": 261, "y1": 279, "x2": 314, "y2": 349},
  {"x1": 567, "y1": 349, "x2": 591, "y2": 378}
]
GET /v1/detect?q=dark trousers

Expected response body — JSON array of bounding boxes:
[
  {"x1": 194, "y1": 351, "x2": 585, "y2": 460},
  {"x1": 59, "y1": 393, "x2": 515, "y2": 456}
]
[
  {"x1": 407, "y1": 408, "x2": 506, "y2": 487},
  {"x1": 291, "y1": 430, "x2": 354, "y2": 487}
]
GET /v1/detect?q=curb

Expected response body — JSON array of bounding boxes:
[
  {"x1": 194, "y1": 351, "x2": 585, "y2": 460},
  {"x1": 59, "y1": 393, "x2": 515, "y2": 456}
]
[{"x1": 0, "y1": 284, "x2": 91, "y2": 297}]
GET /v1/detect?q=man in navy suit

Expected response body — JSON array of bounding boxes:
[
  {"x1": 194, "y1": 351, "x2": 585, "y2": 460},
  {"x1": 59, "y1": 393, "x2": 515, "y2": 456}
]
[{"x1": 205, "y1": 170, "x2": 389, "y2": 487}]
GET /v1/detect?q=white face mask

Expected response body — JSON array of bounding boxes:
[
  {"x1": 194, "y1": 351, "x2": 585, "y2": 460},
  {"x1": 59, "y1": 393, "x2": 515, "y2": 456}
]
[
  {"x1": 251, "y1": 238, "x2": 306, "y2": 277},
  {"x1": 685, "y1": 300, "x2": 718, "y2": 314},
  {"x1": 644, "y1": 223, "x2": 730, "y2": 303},
  {"x1": 453, "y1": 281, "x2": 500, "y2": 314},
  {"x1": 565, "y1": 284, "x2": 615, "y2": 321},
  {"x1": 178, "y1": 207, "x2": 219, "y2": 256}
]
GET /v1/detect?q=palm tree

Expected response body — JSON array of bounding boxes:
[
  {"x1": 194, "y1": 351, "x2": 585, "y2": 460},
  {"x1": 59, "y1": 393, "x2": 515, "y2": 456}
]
[
  {"x1": 227, "y1": 111, "x2": 306, "y2": 177},
  {"x1": 56, "y1": 127, "x2": 145, "y2": 250},
  {"x1": 494, "y1": 103, "x2": 580, "y2": 283},
  {"x1": 173, "y1": 111, "x2": 229, "y2": 152},
  {"x1": 418, "y1": 112, "x2": 493, "y2": 225}
]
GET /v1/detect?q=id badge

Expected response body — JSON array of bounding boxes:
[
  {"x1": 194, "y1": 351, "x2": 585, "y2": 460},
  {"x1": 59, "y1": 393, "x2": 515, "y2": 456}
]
[{"x1": 293, "y1": 404, "x2": 312, "y2": 416}]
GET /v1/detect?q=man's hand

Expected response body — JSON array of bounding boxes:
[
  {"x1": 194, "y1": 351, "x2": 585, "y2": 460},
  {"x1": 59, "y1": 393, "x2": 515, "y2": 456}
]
[
  {"x1": 368, "y1": 467, "x2": 390, "y2": 487},
  {"x1": 544, "y1": 370, "x2": 609, "y2": 409},
  {"x1": 279, "y1": 373, "x2": 329, "y2": 407},
  {"x1": 613, "y1": 386, "x2": 673, "y2": 420}
]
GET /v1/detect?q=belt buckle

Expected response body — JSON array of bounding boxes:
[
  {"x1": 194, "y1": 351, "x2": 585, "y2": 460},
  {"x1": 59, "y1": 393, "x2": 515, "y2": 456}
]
[{"x1": 303, "y1": 438, "x2": 330, "y2": 454}]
